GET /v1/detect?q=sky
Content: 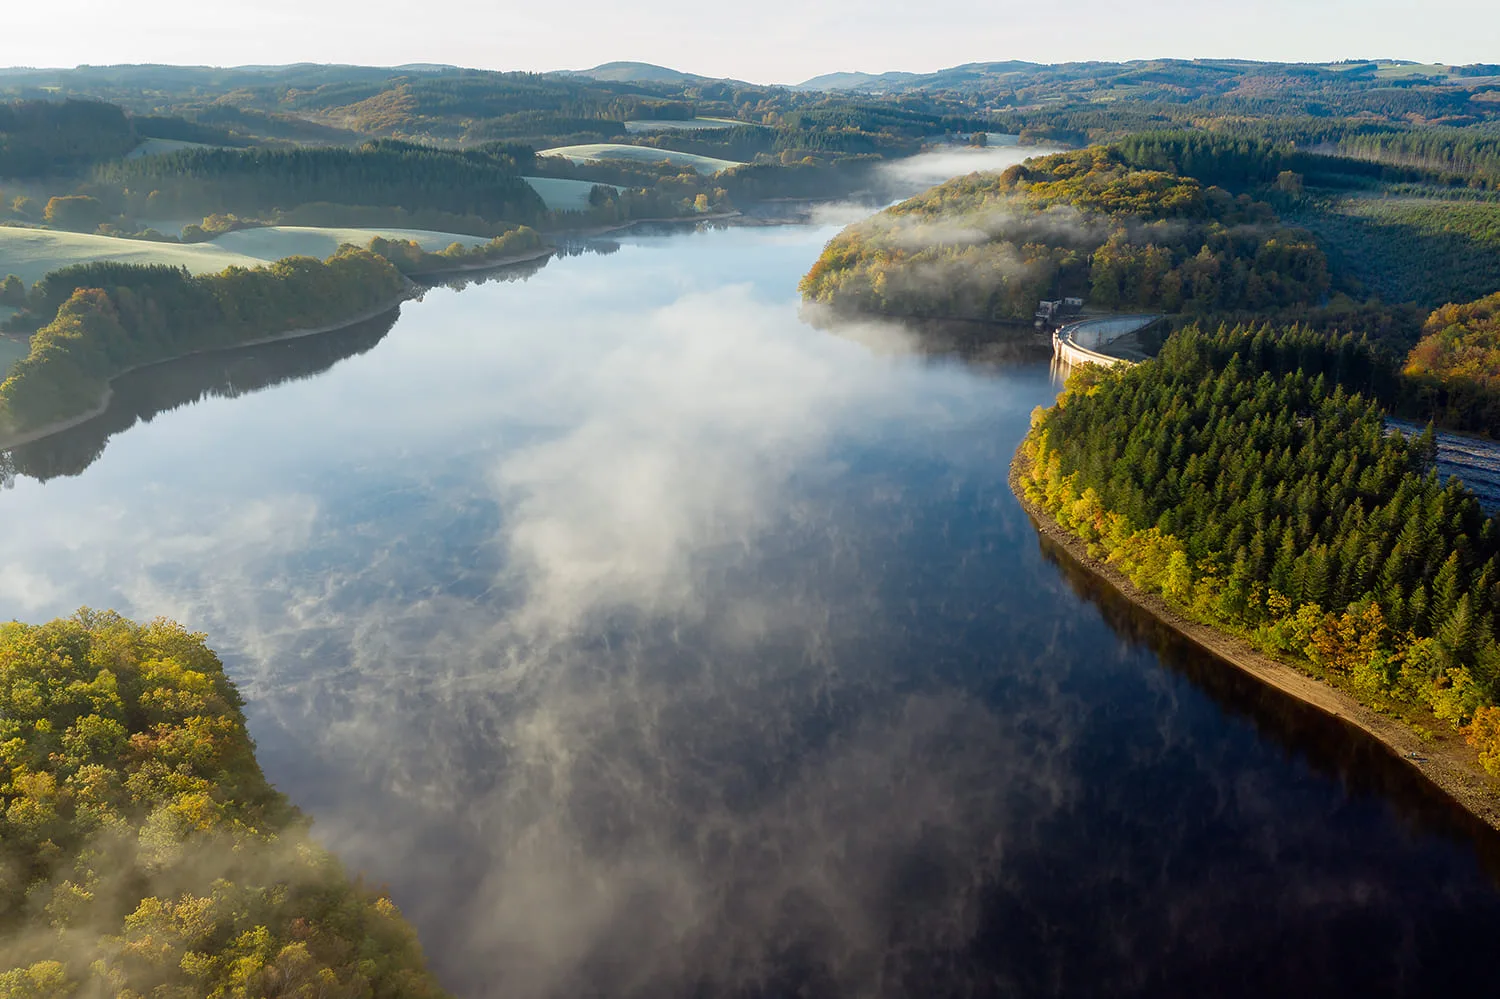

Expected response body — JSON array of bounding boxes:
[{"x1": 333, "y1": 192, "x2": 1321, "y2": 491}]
[{"x1": 7, "y1": 0, "x2": 1500, "y2": 85}]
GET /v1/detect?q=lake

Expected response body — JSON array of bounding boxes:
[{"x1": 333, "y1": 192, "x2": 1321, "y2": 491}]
[{"x1": 2, "y1": 219, "x2": 1499, "y2": 998}]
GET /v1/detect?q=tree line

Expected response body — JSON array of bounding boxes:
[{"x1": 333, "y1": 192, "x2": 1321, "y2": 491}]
[
  {"x1": 95, "y1": 141, "x2": 549, "y2": 226},
  {"x1": 0, "y1": 99, "x2": 137, "y2": 177},
  {"x1": 1021, "y1": 323, "x2": 1500, "y2": 773},
  {"x1": 0, "y1": 248, "x2": 407, "y2": 435}
]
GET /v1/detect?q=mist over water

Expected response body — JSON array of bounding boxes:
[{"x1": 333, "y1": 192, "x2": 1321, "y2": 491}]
[
  {"x1": 874, "y1": 141, "x2": 1048, "y2": 192},
  {"x1": 2, "y1": 222, "x2": 1499, "y2": 997}
]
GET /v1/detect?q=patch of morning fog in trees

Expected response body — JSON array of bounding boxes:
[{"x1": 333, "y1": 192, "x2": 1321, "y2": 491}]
[{"x1": 805, "y1": 144, "x2": 1068, "y2": 229}]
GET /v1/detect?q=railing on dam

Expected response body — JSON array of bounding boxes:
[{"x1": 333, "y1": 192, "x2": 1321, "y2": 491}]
[{"x1": 1051, "y1": 314, "x2": 1161, "y2": 369}]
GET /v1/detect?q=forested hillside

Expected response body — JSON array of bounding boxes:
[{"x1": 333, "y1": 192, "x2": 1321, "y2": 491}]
[
  {"x1": 800, "y1": 146, "x2": 1329, "y2": 322},
  {"x1": 0, "y1": 64, "x2": 998, "y2": 155},
  {"x1": 0, "y1": 100, "x2": 137, "y2": 177},
  {"x1": 0, "y1": 610, "x2": 451, "y2": 997},
  {"x1": 0, "y1": 248, "x2": 407, "y2": 436},
  {"x1": 1020, "y1": 324, "x2": 1500, "y2": 772},
  {"x1": 97, "y1": 142, "x2": 549, "y2": 227},
  {"x1": 1292, "y1": 195, "x2": 1500, "y2": 307}
]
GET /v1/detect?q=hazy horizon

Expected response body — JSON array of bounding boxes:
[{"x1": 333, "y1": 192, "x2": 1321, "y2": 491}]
[{"x1": 8, "y1": 0, "x2": 1498, "y2": 86}]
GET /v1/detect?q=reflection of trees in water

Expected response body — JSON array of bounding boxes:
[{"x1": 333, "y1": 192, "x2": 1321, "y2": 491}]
[
  {"x1": 0, "y1": 249, "x2": 571, "y2": 481},
  {"x1": 553, "y1": 238, "x2": 621, "y2": 258},
  {"x1": 1033, "y1": 526, "x2": 1500, "y2": 878},
  {"x1": 805, "y1": 306, "x2": 1052, "y2": 366},
  {"x1": 425, "y1": 254, "x2": 555, "y2": 294},
  {"x1": 422, "y1": 241, "x2": 629, "y2": 294},
  {"x1": 2, "y1": 308, "x2": 401, "y2": 483}
]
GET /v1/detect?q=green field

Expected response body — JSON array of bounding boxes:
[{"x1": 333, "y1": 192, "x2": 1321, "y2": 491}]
[
  {"x1": 622, "y1": 117, "x2": 753, "y2": 133},
  {"x1": 0, "y1": 225, "x2": 497, "y2": 288},
  {"x1": 210, "y1": 226, "x2": 490, "y2": 260},
  {"x1": 522, "y1": 176, "x2": 601, "y2": 211},
  {"x1": 0, "y1": 227, "x2": 266, "y2": 285},
  {"x1": 536, "y1": 144, "x2": 743, "y2": 173}
]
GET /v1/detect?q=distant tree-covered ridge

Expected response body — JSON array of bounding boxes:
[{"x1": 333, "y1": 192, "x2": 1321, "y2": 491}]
[
  {"x1": 0, "y1": 248, "x2": 407, "y2": 437},
  {"x1": 0, "y1": 609, "x2": 451, "y2": 997},
  {"x1": 96, "y1": 141, "x2": 549, "y2": 227},
  {"x1": 800, "y1": 146, "x2": 1329, "y2": 323},
  {"x1": 1019, "y1": 323, "x2": 1500, "y2": 773}
]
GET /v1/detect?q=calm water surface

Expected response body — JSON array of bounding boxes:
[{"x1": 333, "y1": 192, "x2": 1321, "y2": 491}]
[{"x1": 3, "y1": 222, "x2": 1499, "y2": 998}]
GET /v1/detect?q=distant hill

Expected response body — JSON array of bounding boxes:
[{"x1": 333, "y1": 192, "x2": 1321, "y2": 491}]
[
  {"x1": 566, "y1": 61, "x2": 713, "y2": 85},
  {"x1": 796, "y1": 62, "x2": 1040, "y2": 92},
  {"x1": 793, "y1": 71, "x2": 920, "y2": 92}
]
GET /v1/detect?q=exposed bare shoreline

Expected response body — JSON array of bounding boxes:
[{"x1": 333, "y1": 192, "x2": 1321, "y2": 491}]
[{"x1": 1009, "y1": 444, "x2": 1500, "y2": 832}]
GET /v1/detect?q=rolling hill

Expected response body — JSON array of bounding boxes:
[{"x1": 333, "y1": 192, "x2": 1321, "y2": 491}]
[{"x1": 565, "y1": 62, "x2": 715, "y2": 85}]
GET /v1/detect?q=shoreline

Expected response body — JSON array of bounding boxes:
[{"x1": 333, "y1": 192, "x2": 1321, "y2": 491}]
[
  {"x1": 1008, "y1": 444, "x2": 1500, "y2": 832},
  {"x1": 562, "y1": 210, "x2": 744, "y2": 239},
  {"x1": 0, "y1": 229, "x2": 687, "y2": 452},
  {"x1": 404, "y1": 245, "x2": 556, "y2": 278},
  {"x1": 0, "y1": 292, "x2": 413, "y2": 451}
]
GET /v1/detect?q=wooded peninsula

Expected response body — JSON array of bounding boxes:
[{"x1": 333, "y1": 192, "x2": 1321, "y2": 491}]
[{"x1": 798, "y1": 115, "x2": 1500, "y2": 818}]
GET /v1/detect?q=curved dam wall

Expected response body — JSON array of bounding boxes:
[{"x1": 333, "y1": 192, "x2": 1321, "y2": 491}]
[{"x1": 1052, "y1": 315, "x2": 1160, "y2": 369}]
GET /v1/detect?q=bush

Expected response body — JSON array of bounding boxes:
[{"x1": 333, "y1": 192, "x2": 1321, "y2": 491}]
[{"x1": 41, "y1": 195, "x2": 110, "y2": 232}]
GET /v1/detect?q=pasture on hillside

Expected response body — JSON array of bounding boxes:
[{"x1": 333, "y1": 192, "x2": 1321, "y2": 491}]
[
  {"x1": 0, "y1": 225, "x2": 499, "y2": 289},
  {"x1": 537, "y1": 144, "x2": 743, "y2": 174},
  {"x1": 209, "y1": 226, "x2": 491, "y2": 261},
  {"x1": 622, "y1": 118, "x2": 755, "y2": 133},
  {"x1": 0, "y1": 227, "x2": 265, "y2": 286},
  {"x1": 522, "y1": 176, "x2": 600, "y2": 211}
]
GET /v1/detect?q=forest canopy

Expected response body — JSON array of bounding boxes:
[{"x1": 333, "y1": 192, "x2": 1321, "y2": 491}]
[
  {"x1": 0, "y1": 100, "x2": 137, "y2": 177},
  {"x1": 0, "y1": 609, "x2": 451, "y2": 997},
  {"x1": 95, "y1": 142, "x2": 549, "y2": 227},
  {"x1": 1020, "y1": 323, "x2": 1500, "y2": 770},
  {"x1": 800, "y1": 146, "x2": 1330, "y2": 323},
  {"x1": 1404, "y1": 291, "x2": 1500, "y2": 434}
]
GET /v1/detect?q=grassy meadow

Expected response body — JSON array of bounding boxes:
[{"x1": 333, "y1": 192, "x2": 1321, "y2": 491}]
[
  {"x1": 622, "y1": 117, "x2": 752, "y2": 132},
  {"x1": 521, "y1": 176, "x2": 601, "y2": 211},
  {"x1": 537, "y1": 144, "x2": 743, "y2": 173},
  {"x1": 0, "y1": 224, "x2": 501, "y2": 288},
  {"x1": 0, "y1": 227, "x2": 266, "y2": 285},
  {"x1": 210, "y1": 225, "x2": 490, "y2": 260}
]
